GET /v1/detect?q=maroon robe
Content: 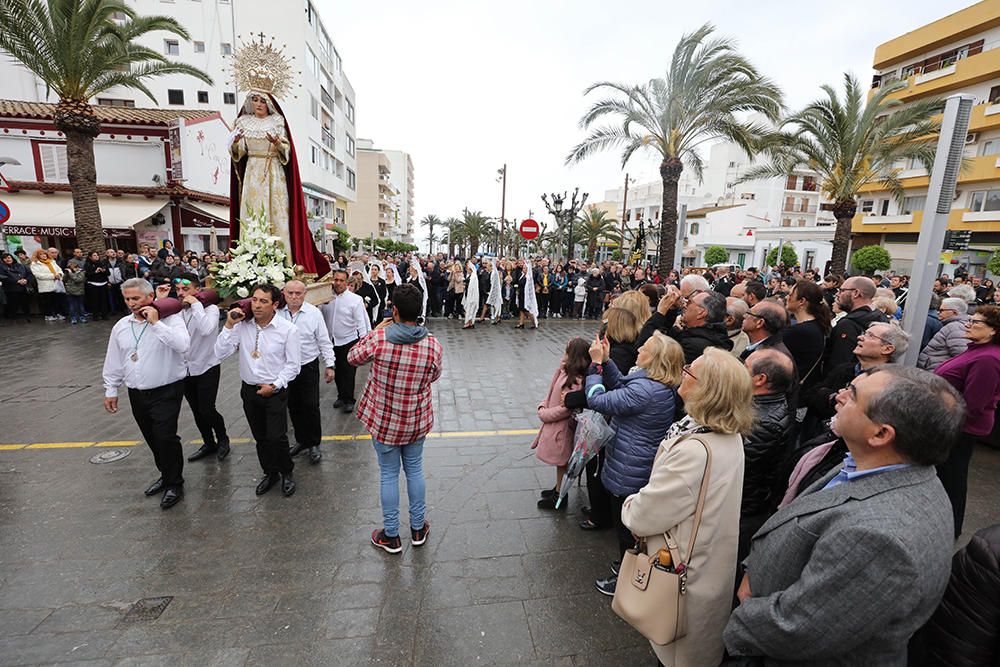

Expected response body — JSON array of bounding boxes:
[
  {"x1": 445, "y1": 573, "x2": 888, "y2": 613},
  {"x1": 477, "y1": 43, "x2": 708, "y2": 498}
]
[{"x1": 228, "y1": 97, "x2": 329, "y2": 276}]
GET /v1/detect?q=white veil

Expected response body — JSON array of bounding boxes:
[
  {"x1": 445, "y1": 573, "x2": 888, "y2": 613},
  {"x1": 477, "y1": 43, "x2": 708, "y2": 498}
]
[
  {"x1": 524, "y1": 258, "x2": 538, "y2": 323},
  {"x1": 462, "y1": 260, "x2": 480, "y2": 325},
  {"x1": 409, "y1": 256, "x2": 428, "y2": 320},
  {"x1": 487, "y1": 259, "x2": 502, "y2": 316}
]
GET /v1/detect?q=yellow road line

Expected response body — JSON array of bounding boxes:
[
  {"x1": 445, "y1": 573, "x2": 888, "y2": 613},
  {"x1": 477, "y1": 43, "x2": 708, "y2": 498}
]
[{"x1": 1, "y1": 429, "x2": 539, "y2": 452}]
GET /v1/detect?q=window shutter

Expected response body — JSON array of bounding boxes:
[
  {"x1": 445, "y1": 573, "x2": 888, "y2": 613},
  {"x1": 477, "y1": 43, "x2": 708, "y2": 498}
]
[{"x1": 39, "y1": 143, "x2": 69, "y2": 182}]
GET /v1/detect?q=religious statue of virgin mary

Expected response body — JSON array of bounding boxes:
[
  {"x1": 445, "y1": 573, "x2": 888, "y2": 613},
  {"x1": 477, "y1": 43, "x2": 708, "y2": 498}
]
[{"x1": 227, "y1": 36, "x2": 328, "y2": 276}]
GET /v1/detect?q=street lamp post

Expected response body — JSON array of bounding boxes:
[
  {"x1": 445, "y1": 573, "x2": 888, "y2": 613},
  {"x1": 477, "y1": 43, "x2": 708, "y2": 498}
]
[{"x1": 541, "y1": 188, "x2": 588, "y2": 261}]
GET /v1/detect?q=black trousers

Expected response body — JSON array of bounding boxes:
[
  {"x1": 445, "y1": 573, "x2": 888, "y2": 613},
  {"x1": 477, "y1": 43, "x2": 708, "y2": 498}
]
[
  {"x1": 108, "y1": 283, "x2": 125, "y2": 313},
  {"x1": 241, "y1": 382, "x2": 293, "y2": 476},
  {"x1": 937, "y1": 435, "x2": 975, "y2": 538},
  {"x1": 585, "y1": 449, "x2": 613, "y2": 527},
  {"x1": 609, "y1": 493, "x2": 633, "y2": 564},
  {"x1": 333, "y1": 339, "x2": 359, "y2": 403},
  {"x1": 85, "y1": 283, "x2": 108, "y2": 318},
  {"x1": 128, "y1": 380, "x2": 185, "y2": 488},
  {"x1": 537, "y1": 292, "x2": 550, "y2": 317},
  {"x1": 5, "y1": 291, "x2": 29, "y2": 319},
  {"x1": 288, "y1": 358, "x2": 321, "y2": 449},
  {"x1": 183, "y1": 364, "x2": 228, "y2": 448}
]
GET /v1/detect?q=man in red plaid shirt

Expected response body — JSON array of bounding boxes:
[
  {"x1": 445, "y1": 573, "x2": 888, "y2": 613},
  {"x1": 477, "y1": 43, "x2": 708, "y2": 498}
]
[{"x1": 348, "y1": 283, "x2": 443, "y2": 554}]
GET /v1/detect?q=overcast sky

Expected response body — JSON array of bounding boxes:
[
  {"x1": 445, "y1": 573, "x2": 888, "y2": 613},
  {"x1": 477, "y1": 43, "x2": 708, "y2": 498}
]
[{"x1": 325, "y1": 0, "x2": 968, "y2": 238}]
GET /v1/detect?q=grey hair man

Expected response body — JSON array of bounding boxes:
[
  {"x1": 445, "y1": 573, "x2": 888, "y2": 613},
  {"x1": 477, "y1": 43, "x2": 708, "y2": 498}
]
[
  {"x1": 726, "y1": 366, "x2": 966, "y2": 665},
  {"x1": 918, "y1": 297, "x2": 971, "y2": 371},
  {"x1": 679, "y1": 273, "x2": 711, "y2": 298},
  {"x1": 726, "y1": 297, "x2": 750, "y2": 358},
  {"x1": 647, "y1": 287, "x2": 733, "y2": 364},
  {"x1": 102, "y1": 276, "x2": 191, "y2": 509}
]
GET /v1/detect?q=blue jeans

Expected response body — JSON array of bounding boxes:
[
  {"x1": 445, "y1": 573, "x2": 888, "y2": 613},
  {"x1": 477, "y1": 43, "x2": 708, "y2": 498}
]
[
  {"x1": 372, "y1": 437, "x2": 426, "y2": 538},
  {"x1": 67, "y1": 294, "x2": 85, "y2": 320}
]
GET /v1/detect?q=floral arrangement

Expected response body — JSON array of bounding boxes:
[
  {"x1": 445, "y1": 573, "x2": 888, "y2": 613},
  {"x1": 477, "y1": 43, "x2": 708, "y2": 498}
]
[{"x1": 211, "y1": 206, "x2": 294, "y2": 298}]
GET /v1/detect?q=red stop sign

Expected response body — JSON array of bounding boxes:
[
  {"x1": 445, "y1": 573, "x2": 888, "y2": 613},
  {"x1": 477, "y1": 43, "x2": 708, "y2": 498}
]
[{"x1": 519, "y1": 219, "x2": 539, "y2": 240}]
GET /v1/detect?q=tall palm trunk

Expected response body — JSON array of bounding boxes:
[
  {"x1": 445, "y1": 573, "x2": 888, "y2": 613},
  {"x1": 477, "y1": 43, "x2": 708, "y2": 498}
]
[
  {"x1": 54, "y1": 99, "x2": 104, "y2": 253},
  {"x1": 588, "y1": 240, "x2": 598, "y2": 261},
  {"x1": 829, "y1": 199, "x2": 857, "y2": 276},
  {"x1": 427, "y1": 221, "x2": 434, "y2": 254},
  {"x1": 470, "y1": 238, "x2": 479, "y2": 257},
  {"x1": 657, "y1": 158, "x2": 683, "y2": 278}
]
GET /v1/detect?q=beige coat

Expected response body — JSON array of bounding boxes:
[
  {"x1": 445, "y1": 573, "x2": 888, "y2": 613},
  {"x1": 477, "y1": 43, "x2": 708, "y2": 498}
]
[{"x1": 621, "y1": 431, "x2": 744, "y2": 667}]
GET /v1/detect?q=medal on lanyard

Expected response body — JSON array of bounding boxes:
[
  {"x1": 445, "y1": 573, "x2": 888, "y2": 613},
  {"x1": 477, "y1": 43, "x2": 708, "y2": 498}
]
[
  {"x1": 251, "y1": 324, "x2": 263, "y2": 359},
  {"x1": 129, "y1": 319, "x2": 149, "y2": 361}
]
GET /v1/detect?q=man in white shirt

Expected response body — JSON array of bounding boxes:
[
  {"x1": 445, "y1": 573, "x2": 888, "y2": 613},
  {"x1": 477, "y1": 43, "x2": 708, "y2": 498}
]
[
  {"x1": 215, "y1": 284, "x2": 302, "y2": 497},
  {"x1": 102, "y1": 278, "x2": 191, "y2": 509},
  {"x1": 281, "y1": 280, "x2": 335, "y2": 464},
  {"x1": 320, "y1": 269, "x2": 372, "y2": 413},
  {"x1": 159, "y1": 273, "x2": 231, "y2": 463}
]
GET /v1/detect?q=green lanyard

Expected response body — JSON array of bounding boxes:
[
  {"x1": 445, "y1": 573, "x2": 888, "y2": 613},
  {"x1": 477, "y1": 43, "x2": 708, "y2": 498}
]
[{"x1": 129, "y1": 319, "x2": 149, "y2": 361}]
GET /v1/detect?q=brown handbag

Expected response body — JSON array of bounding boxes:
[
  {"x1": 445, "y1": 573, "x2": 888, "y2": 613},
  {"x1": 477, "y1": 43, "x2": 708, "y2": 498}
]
[{"x1": 611, "y1": 436, "x2": 713, "y2": 646}]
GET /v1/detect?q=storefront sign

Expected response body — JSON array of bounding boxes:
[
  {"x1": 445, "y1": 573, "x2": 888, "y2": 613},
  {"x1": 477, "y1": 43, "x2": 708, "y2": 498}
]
[{"x1": 3, "y1": 224, "x2": 134, "y2": 239}]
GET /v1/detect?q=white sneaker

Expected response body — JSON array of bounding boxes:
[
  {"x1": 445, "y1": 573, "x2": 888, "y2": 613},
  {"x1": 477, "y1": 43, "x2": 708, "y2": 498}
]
[
  {"x1": 44, "y1": 316, "x2": 56, "y2": 321},
  {"x1": 56, "y1": 315, "x2": 65, "y2": 320}
]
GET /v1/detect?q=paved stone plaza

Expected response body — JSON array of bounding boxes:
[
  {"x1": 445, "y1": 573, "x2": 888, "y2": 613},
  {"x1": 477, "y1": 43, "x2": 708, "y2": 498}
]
[{"x1": 1, "y1": 317, "x2": 998, "y2": 666}]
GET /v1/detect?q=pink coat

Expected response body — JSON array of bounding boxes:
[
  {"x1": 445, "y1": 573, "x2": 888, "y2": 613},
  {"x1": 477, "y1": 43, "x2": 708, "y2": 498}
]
[{"x1": 531, "y1": 366, "x2": 581, "y2": 466}]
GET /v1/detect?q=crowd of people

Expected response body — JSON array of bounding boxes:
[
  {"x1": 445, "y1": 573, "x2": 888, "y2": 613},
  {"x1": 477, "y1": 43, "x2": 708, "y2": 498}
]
[
  {"x1": 526, "y1": 262, "x2": 1000, "y2": 665},
  {"x1": 6, "y1": 236, "x2": 1000, "y2": 664}
]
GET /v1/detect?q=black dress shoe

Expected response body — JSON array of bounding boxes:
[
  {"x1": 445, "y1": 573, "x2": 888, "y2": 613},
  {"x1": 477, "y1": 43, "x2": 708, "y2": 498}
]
[
  {"x1": 333, "y1": 398, "x2": 345, "y2": 408},
  {"x1": 539, "y1": 486, "x2": 558, "y2": 499},
  {"x1": 144, "y1": 478, "x2": 164, "y2": 496},
  {"x1": 308, "y1": 447, "x2": 322, "y2": 464},
  {"x1": 579, "y1": 518, "x2": 606, "y2": 531},
  {"x1": 187, "y1": 444, "x2": 218, "y2": 462},
  {"x1": 281, "y1": 473, "x2": 296, "y2": 497},
  {"x1": 255, "y1": 474, "x2": 279, "y2": 496},
  {"x1": 160, "y1": 486, "x2": 183, "y2": 509},
  {"x1": 217, "y1": 439, "x2": 231, "y2": 461},
  {"x1": 342, "y1": 401, "x2": 355, "y2": 414},
  {"x1": 289, "y1": 442, "x2": 308, "y2": 457}
]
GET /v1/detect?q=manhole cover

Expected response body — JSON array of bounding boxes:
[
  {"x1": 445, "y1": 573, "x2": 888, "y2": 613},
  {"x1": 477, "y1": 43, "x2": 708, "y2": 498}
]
[
  {"x1": 120, "y1": 596, "x2": 172, "y2": 624},
  {"x1": 89, "y1": 449, "x2": 132, "y2": 464}
]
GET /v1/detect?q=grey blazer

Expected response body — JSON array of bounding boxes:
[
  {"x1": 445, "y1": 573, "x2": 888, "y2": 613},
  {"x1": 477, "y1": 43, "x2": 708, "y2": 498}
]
[{"x1": 724, "y1": 465, "x2": 953, "y2": 666}]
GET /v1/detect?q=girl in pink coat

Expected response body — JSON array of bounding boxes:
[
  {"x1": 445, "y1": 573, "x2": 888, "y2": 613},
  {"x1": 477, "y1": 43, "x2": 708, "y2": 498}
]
[{"x1": 533, "y1": 337, "x2": 590, "y2": 510}]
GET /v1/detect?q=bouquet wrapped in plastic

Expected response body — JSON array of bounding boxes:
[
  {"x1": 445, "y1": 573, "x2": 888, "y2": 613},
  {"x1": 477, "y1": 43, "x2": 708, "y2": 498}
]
[{"x1": 556, "y1": 409, "x2": 615, "y2": 509}]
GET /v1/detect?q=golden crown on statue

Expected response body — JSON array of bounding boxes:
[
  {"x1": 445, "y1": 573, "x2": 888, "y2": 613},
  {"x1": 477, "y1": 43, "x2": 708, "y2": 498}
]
[{"x1": 229, "y1": 33, "x2": 299, "y2": 100}]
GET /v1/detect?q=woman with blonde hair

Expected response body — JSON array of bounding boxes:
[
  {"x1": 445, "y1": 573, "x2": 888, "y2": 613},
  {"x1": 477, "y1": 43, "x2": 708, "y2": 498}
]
[
  {"x1": 29, "y1": 248, "x2": 64, "y2": 321},
  {"x1": 620, "y1": 347, "x2": 753, "y2": 666},
  {"x1": 614, "y1": 289, "x2": 652, "y2": 329},
  {"x1": 565, "y1": 331, "x2": 684, "y2": 590},
  {"x1": 603, "y1": 306, "x2": 642, "y2": 371}
]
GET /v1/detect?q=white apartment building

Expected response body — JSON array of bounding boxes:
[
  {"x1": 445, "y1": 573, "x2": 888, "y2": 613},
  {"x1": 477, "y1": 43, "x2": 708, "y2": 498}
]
[
  {"x1": 601, "y1": 137, "x2": 836, "y2": 271},
  {"x1": 0, "y1": 0, "x2": 358, "y2": 241},
  {"x1": 382, "y1": 150, "x2": 415, "y2": 243}
]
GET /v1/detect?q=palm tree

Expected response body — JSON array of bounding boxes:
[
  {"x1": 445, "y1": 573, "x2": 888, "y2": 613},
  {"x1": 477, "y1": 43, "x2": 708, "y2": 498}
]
[
  {"x1": 443, "y1": 216, "x2": 462, "y2": 257},
  {"x1": 459, "y1": 209, "x2": 495, "y2": 257},
  {"x1": 420, "y1": 214, "x2": 441, "y2": 254},
  {"x1": 0, "y1": 0, "x2": 211, "y2": 252},
  {"x1": 741, "y1": 73, "x2": 942, "y2": 275},
  {"x1": 576, "y1": 206, "x2": 621, "y2": 261},
  {"x1": 567, "y1": 23, "x2": 783, "y2": 278}
]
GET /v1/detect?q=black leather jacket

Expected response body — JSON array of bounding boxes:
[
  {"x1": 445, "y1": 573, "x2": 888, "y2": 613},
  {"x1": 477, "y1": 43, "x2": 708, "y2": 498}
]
[
  {"x1": 742, "y1": 393, "x2": 793, "y2": 516},
  {"x1": 909, "y1": 523, "x2": 1000, "y2": 666}
]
